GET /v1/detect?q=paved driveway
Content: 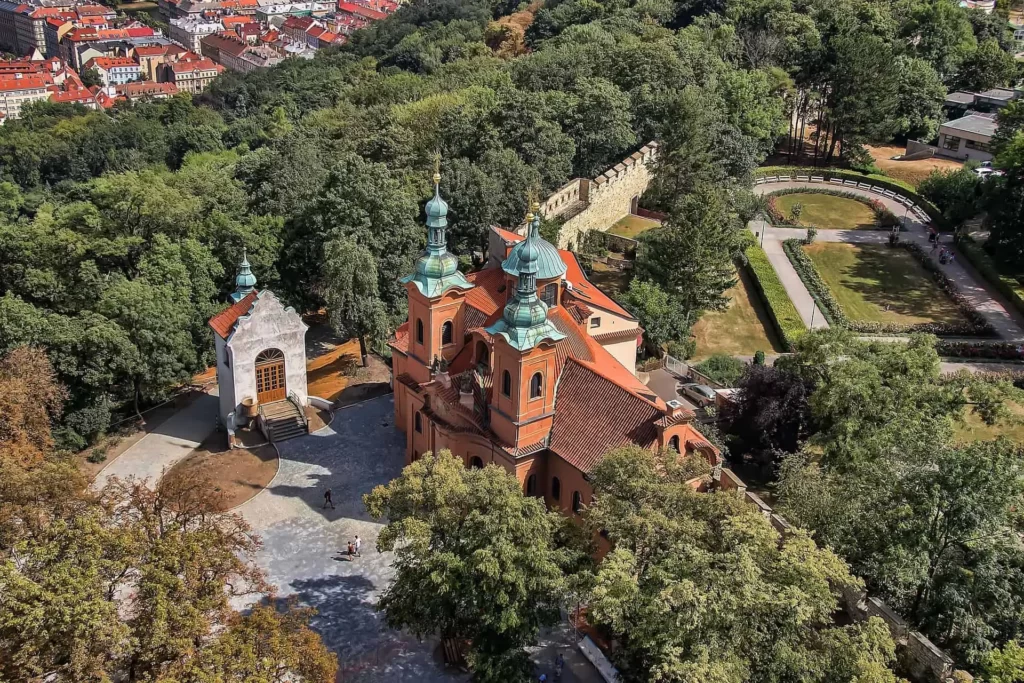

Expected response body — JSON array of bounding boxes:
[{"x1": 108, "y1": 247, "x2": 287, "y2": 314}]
[{"x1": 236, "y1": 395, "x2": 458, "y2": 683}]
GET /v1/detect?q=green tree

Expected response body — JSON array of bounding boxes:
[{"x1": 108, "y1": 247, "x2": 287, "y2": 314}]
[
  {"x1": 693, "y1": 352, "x2": 746, "y2": 385},
  {"x1": 917, "y1": 167, "x2": 981, "y2": 228},
  {"x1": 79, "y1": 66, "x2": 104, "y2": 89},
  {"x1": 618, "y1": 279, "x2": 692, "y2": 356},
  {"x1": 363, "y1": 450, "x2": 578, "y2": 682},
  {"x1": 953, "y1": 38, "x2": 1018, "y2": 92},
  {"x1": 586, "y1": 445, "x2": 904, "y2": 683},
  {"x1": 893, "y1": 56, "x2": 946, "y2": 141},
  {"x1": 321, "y1": 237, "x2": 389, "y2": 366},
  {"x1": 982, "y1": 640, "x2": 1024, "y2": 683},
  {"x1": 635, "y1": 185, "x2": 741, "y2": 313}
]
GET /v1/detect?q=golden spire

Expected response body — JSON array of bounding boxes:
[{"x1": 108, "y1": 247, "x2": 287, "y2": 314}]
[{"x1": 432, "y1": 152, "x2": 441, "y2": 185}]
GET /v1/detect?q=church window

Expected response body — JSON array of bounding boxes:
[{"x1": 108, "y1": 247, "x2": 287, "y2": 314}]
[
  {"x1": 526, "y1": 474, "x2": 536, "y2": 496},
  {"x1": 471, "y1": 456, "x2": 484, "y2": 469},
  {"x1": 541, "y1": 283, "x2": 557, "y2": 307},
  {"x1": 572, "y1": 491, "x2": 582, "y2": 513},
  {"x1": 530, "y1": 372, "x2": 543, "y2": 399},
  {"x1": 551, "y1": 477, "x2": 561, "y2": 501},
  {"x1": 669, "y1": 435, "x2": 680, "y2": 452},
  {"x1": 441, "y1": 321, "x2": 453, "y2": 345},
  {"x1": 502, "y1": 370, "x2": 511, "y2": 397},
  {"x1": 415, "y1": 411, "x2": 422, "y2": 433},
  {"x1": 416, "y1": 319, "x2": 424, "y2": 344}
]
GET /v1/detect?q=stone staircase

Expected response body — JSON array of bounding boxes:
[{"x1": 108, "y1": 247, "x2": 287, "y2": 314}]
[{"x1": 260, "y1": 400, "x2": 307, "y2": 443}]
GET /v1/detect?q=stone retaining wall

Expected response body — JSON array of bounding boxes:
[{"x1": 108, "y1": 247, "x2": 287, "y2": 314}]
[
  {"x1": 544, "y1": 142, "x2": 659, "y2": 249},
  {"x1": 742, "y1": 490, "x2": 970, "y2": 683}
]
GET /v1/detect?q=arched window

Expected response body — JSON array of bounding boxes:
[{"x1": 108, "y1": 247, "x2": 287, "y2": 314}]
[
  {"x1": 551, "y1": 477, "x2": 561, "y2": 501},
  {"x1": 572, "y1": 491, "x2": 582, "y2": 514},
  {"x1": 541, "y1": 282, "x2": 557, "y2": 307},
  {"x1": 416, "y1": 319, "x2": 424, "y2": 344},
  {"x1": 526, "y1": 474, "x2": 536, "y2": 496},
  {"x1": 502, "y1": 370, "x2": 511, "y2": 397},
  {"x1": 470, "y1": 456, "x2": 484, "y2": 469},
  {"x1": 414, "y1": 411, "x2": 422, "y2": 433},
  {"x1": 441, "y1": 321, "x2": 453, "y2": 346},
  {"x1": 669, "y1": 435, "x2": 680, "y2": 452},
  {"x1": 529, "y1": 372, "x2": 543, "y2": 399}
]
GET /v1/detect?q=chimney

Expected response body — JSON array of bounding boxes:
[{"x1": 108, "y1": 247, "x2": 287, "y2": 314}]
[{"x1": 664, "y1": 399, "x2": 686, "y2": 419}]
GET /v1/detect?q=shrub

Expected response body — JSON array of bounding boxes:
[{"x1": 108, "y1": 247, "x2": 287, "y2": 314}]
[
  {"x1": 744, "y1": 245, "x2": 806, "y2": 350},
  {"x1": 87, "y1": 446, "x2": 109, "y2": 464},
  {"x1": 804, "y1": 227, "x2": 817, "y2": 244},
  {"x1": 694, "y1": 353, "x2": 746, "y2": 386},
  {"x1": 957, "y1": 237, "x2": 1024, "y2": 318},
  {"x1": 753, "y1": 349, "x2": 766, "y2": 365},
  {"x1": 935, "y1": 340, "x2": 1024, "y2": 360},
  {"x1": 782, "y1": 239, "x2": 994, "y2": 337},
  {"x1": 666, "y1": 338, "x2": 696, "y2": 360}
]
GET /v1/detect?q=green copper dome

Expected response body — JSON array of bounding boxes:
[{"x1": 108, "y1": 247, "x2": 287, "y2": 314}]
[
  {"x1": 401, "y1": 172, "x2": 473, "y2": 298},
  {"x1": 486, "y1": 212, "x2": 565, "y2": 352},
  {"x1": 230, "y1": 250, "x2": 257, "y2": 303},
  {"x1": 502, "y1": 212, "x2": 566, "y2": 281}
]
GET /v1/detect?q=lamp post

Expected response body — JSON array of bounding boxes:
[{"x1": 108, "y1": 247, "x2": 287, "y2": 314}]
[{"x1": 810, "y1": 303, "x2": 816, "y2": 329}]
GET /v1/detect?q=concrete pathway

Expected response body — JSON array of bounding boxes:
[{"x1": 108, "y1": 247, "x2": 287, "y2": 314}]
[
  {"x1": 752, "y1": 181, "x2": 1024, "y2": 341},
  {"x1": 92, "y1": 388, "x2": 220, "y2": 490}
]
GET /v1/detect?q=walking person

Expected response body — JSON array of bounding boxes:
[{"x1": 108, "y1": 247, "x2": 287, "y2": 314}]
[
  {"x1": 554, "y1": 652, "x2": 564, "y2": 682},
  {"x1": 323, "y1": 488, "x2": 335, "y2": 510},
  {"x1": 347, "y1": 540, "x2": 355, "y2": 560},
  {"x1": 354, "y1": 535, "x2": 362, "y2": 557}
]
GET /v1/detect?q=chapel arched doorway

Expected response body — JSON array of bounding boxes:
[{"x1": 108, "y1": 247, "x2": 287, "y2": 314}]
[{"x1": 255, "y1": 348, "x2": 286, "y2": 404}]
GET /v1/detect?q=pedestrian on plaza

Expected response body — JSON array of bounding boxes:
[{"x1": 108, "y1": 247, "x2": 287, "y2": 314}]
[
  {"x1": 354, "y1": 535, "x2": 362, "y2": 557},
  {"x1": 554, "y1": 652, "x2": 564, "y2": 681},
  {"x1": 347, "y1": 541, "x2": 355, "y2": 559},
  {"x1": 323, "y1": 488, "x2": 335, "y2": 509}
]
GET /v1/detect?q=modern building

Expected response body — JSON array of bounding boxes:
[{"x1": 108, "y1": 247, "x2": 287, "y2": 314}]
[
  {"x1": 937, "y1": 114, "x2": 998, "y2": 162},
  {"x1": 388, "y1": 176, "x2": 736, "y2": 521}
]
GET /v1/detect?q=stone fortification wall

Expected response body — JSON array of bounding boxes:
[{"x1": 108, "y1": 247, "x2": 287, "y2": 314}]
[
  {"x1": 742, "y1": 491, "x2": 969, "y2": 683},
  {"x1": 546, "y1": 142, "x2": 659, "y2": 250}
]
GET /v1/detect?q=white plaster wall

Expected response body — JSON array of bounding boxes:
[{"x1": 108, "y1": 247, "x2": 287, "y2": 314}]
[
  {"x1": 586, "y1": 309, "x2": 635, "y2": 334},
  {"x1": 226, "y1": 291, "x2": 308, "y2": 415},
  {"x1": 604, "y1": 338, "x2": 638, "y2": 375},
  {"x1": 214, "y1": 334, "x2": 236, "y2": 426}
]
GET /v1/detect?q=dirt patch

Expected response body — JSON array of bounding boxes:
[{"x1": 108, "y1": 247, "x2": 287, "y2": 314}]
[
  {"x1": 866, "y1": 144, "x2": 963, "y2": 188},
  {"x1": 306, "y1": 337, "x2": 392, "y2": 407},
  {"x1": 163, "y1": 434, "x2": 278, "y2": 511}
]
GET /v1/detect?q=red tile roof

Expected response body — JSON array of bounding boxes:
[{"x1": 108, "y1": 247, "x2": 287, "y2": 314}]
[
  {"x1": 337, "y1": 1, "x2": 386, "y2": 20},
  {"x1": 208, "y1": 291, "x2": 259, "y2": 339},
  {"x1": 85, "y1": 56, "x2": 138, "y2": 70},
  {"x1": 170, "y1": 57, "x2": 220, "y2": 73},
  {"x1": 0, "y1": 73, "x2": 52, "y2": 91},
  {"x1": 117, "y1": 81, "x2": 179, "y2": 97}
]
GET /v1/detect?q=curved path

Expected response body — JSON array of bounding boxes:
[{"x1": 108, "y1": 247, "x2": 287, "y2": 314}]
[{"x1": 751, "y1": 181, "x2": 1024, "y2": 341}]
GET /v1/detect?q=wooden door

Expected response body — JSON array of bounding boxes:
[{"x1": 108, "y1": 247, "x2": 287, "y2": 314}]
[{"x1": 255, "y1": 349, "x2": 286, "y2": 404}]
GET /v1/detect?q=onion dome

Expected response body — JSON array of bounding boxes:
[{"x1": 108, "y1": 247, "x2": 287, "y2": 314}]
[
  {"x1": 230, "y1": 249, "x2": 257, "y2": 303},
  {"x1": 486, "y1": 211, "x2": 565, "y2": 351},
  {"x1": 401, "y1": 171, "x2": 474, "y2": 298},
  {"x1": 502, "y1": 207, "x2": 566, "y2": 281}
]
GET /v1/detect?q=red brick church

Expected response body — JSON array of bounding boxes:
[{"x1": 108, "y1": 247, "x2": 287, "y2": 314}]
[{"x1": 390, "y1": 173, "x2": 731, "y2": 517}]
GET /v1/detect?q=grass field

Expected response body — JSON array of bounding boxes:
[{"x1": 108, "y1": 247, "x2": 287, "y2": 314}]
[
  {"x1": 587, "y1": 260, "x2": 631, "y2": 299},
  {"x1": 607, "y1": 214, "x2": 661, "y2": 239},
  {"x1": 803, "y1": 242, "x2": 966, "y2": 325},
  {"x1": 692, "y1": 268, "x2": 784, "y2": 358},
  {"x1": 775, "y1": 193, "x2": 877, "y2": 229},
  {"x1": 955, "y1": 402, "x2": 1024, "y2": 443}
]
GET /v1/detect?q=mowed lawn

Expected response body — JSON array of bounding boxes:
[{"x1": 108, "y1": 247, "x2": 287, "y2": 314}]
[
  {"x1": 955, "y1": 402, "x2": 1024, "y2": 443},
  {"x1": 607, "y1": 214, "x2": 661, "y2": 239},
  {"x1": 803, "y1": 242, "x2": 966, "y2": 325},
  {"x1": 692, "y1": 268, "x2": 784, "y2": 358},
  {"x1": 776, "y1": 193, "x2": 876, "y2": 229}
]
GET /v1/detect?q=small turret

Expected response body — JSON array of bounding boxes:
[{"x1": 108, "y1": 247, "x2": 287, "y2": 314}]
[
  {"x1": 401, "y1": 170, "x2": 473, "y2": 298},
  {"x1": 230, "y1": 249, "x2": 257, "y2": 303}
]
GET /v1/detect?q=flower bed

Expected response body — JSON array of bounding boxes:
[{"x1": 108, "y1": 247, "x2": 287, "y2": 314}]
[
  {"x1": 783, "y1": 239, "x2": 994, "y2": 336},
  {"x1": 742, "y1": 246, "x2": 806, "y2": 350},
  {"x1": 765, "y1": 188, "x2": 899, "y2": 230}
]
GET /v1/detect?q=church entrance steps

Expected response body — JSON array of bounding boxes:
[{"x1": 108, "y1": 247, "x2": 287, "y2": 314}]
[{"x1": 260, "y1": 400, "x2": 307, "y2": 443}]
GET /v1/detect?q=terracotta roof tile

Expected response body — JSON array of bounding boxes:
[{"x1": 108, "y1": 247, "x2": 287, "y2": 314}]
[
  {"x1": 464, "y1": 267, "x2": 506, "y2": 316},
  {"x1": 591, "y1": 328, "x2": 643, "y2": 345},
  {"x1": 548, "y1": 358, "x2": 662, "y2": 473},
  {"x1": 390, "y1": 320, "x2": 409, "y2": 354},
  {"x1": 208, "y1": 291, "x2": 258, "y2": 338}
]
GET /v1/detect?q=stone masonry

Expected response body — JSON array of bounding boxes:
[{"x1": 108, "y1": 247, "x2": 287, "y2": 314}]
[{"x1": 541, "y1": 142, "x2": 659, "y2": 249}]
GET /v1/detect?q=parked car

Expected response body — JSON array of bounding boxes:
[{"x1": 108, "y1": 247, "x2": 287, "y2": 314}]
[{"x1": 677, "y1": 382, "x2": 717, "y2": 406}]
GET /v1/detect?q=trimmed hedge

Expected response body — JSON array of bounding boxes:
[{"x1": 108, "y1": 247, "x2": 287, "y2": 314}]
[
  {"x1": 782, "y1": 239, "x2": 994, "y2": 337},
  {"x1": 766, "y1": 187, "x2": 899, "y2": 230},
  {"x1": 935, "y1": 340, "x2": 1024, "y2": 361},
  {"x1": 743, "y1": 246, "x2": 807, "y2": 350},
  {"x1": 755, "y1": 166, "x2": 948, "y2": 230},
  {"x1": 957, "y1": 237, "x2": 1024, "y2": 319}
]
